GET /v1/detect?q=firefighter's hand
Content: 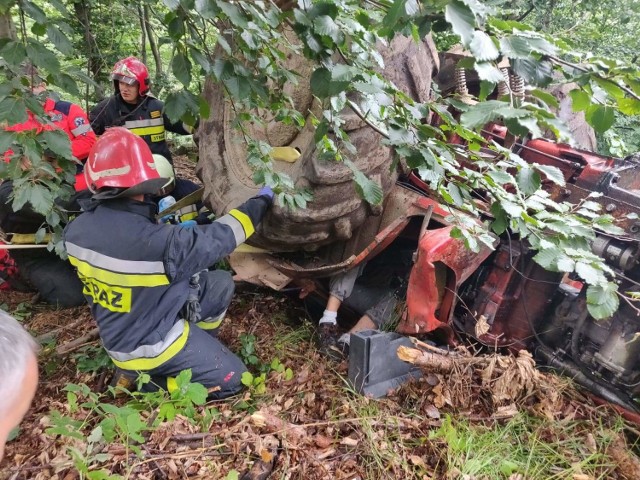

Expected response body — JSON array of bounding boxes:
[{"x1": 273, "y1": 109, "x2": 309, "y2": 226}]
[{"x1": 258, "y1": 186, "x2": 275, "y2": 204}]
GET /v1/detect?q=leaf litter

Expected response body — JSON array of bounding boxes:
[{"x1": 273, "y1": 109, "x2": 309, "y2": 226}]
[{"x1": 1, "y1": 154, "x2": 639, "y2": 478}]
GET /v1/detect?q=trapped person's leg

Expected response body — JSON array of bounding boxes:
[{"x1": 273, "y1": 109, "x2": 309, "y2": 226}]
[
  {"x1": 317, "y1": 264, "x2": 366, "y2": 355},
  {"x1": 330, "y1": 286, "x2": 399, "y2": 360}
]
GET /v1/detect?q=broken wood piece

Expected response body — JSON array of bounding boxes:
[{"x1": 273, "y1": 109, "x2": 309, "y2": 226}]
[
  {"x1": 36, "y1": 317, "x2": 86, "y2": 344},
  {"x1": 397, "y1": 345, "x2": 477, "y2": 373},
  {"x1": 56, "y1": 327, "x2": 100, "y2": 355}
]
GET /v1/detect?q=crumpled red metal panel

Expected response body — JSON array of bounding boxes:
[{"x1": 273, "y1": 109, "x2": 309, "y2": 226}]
[{"x1": 398, "y1": 225, "x2": 494, "y2": 338}]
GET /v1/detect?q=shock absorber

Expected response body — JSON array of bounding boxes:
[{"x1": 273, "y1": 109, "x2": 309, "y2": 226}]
[
  {"x1": 497, "y1": 67, "x2": 511, "y2": 97},
  {"x1": 510, "y1": 73, "x2": 525, "y2": 101},
  {"x1": 455, "y1": 67, "x2": 469, "y2": 97}
]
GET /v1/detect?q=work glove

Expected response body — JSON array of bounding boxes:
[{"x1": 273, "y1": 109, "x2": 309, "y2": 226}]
[{"x1": 258, "y1": 185, "x2": 275, "y2": 203}]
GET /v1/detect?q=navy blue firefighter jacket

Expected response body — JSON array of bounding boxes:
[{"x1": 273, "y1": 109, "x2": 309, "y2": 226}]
[{"x1": 62, "y1": 193, "x2": 270, "y2": 371}]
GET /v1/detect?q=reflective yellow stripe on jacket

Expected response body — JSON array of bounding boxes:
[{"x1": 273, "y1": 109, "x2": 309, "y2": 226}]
[
  {"x1": 124, "y1": 117, "x2": 165, "y2": 137},
  {"x1": 66, "y1": 242, "x2": 184, "y2": 370},
  {"x1": 215, "y1": 209, "x2": 255, "y2": 245}
]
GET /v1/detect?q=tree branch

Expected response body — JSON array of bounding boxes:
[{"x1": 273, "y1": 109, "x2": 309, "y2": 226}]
[{"x1": 548, "y1": 55, "x2": 640, "y2": 102}]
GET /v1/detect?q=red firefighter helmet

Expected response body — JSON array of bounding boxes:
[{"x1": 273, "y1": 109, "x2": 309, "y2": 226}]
[
  {"x1": 84, "y1": 127, "x2": 169, "y2": 197},
  {"x1": 111, "y1": 57, "x2": 150, "y2": 96}
]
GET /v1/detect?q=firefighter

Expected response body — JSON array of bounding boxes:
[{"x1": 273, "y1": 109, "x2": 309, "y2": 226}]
[
  {"x1": 0, "y1": 66, "x2": 96, "y2": 306},
  {"x1": 63, "y1": 128, "x2": 274, "y2": 398},
  {"x1": 89, "y1": 56, "x2": 194, "y2": 165},
  {"x1": 0, "y1": 310, "x2": 38, "y2": 461}
]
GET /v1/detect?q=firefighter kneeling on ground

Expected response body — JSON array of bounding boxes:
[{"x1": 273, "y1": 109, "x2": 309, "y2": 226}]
[{"x1": 63, "y1": 127, "x2": 274, "y2": 398}]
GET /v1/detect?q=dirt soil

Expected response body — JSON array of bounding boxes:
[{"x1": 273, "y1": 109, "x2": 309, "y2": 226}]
[{"x1": 1, "y1": 156, "x2": 639, "y2": 479}]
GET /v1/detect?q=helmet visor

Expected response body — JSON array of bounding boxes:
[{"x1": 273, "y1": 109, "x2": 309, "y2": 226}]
[{"x1": 111, "y1": 73, "x2": 138, "y2": 86}]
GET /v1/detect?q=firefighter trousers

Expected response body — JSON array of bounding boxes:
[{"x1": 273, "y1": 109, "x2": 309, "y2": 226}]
[{"x1": 142, "y1": 270, "x2": 248, "y2": 399}]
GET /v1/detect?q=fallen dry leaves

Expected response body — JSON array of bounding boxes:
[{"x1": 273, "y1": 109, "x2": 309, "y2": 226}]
[{"x1": 1, "y1": 284, "x2": 638, "y2": 479}]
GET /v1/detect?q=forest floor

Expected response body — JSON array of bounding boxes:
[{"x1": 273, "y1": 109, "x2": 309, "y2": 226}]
[
  {"x1": 1, "y1": 155, "x2": 640, "y2": 479},
  {"x1": 2, "y1": 286, "x2": 640, "y2": 480}
]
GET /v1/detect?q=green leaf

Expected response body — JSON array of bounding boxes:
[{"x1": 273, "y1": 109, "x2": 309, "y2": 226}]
[
  {"x1": 529, "y1": 88, "x2": 559, "y2": 109},
  {"x1": 28, "y1": 184, "x2": 55, "y2": 215},
  {"x1": 46, "y1": 0, "x2": 70, "y2": 17},
  {"x1": 241, "y1": 371, "x2": 254, "y2": 386},
  {"x1": 314, "y1": 15, "x2": 340, "y2": 39},
  {"x1": 310, "y1": 67, "x2": 331, "y2": 98},
  {"x1": 381, "y1": 0, "x2": 409, "y2": 33},
  {"x1": 490, "y1": 202, "x2": 507, "y2": 235},
  {"x1": 226, "y1": 470, "x2": 240, "y2": 480},
  {"x1": 46, "y1": 24, "x2": 73, "y2": 55},
  {"x1": 195, "y1": 0, "x2": 219, "y2": 18},
  {"x1": 165, "y1": 89, "x2": 200, "y2": 123},
  {"x1": 346, "y1": 160, "x2": 383, "y2": 205},
  {"x1": 575, "y1": 262, "x2": 604, "y2": 284},
  {"x1": 500, "y1": 200, "x2": 523, "y2": 217},
  {"x1": 585, "y1": 105, "x2": 615, "y2": 133},
  {"x1": 189, "y1": 47, "x2": 211, "y2": 73},
  {"x1": 0, "y1": 97, "x2": 27, "y2": 124},
  {"x1": 460, "y1": 100, "x2": 507, "y2": 128},
  {"x1": 42, "y1": 130, "x2": 72, "y2": 160},
  {"x1": 517, "y1": 167, "x2": 541, "y2": 195},
  {"x1": 21, "y1": 0, "x2": 47, "y2": 23},
  {"x1": 618, "y1": 97, "x2": 640, "y2": 115},
  {"x1": 199, "y1": 96, "x2": 211, "y2": 119},
  {"x1": 533, "y1": 247, "x2": 561, "y2": 270},
  {"x1": 172, "y1": 53, "x2": 192, "y2": 87},
  {"x1": 87, "y1": 426, "x2": 103, "y2": 444},
  {"x1": 0, "y1": 130, "x2": 16, "y2": 154},
  {"x1": 307, "y1": 2, "x2": 339, "y2": 20},
  {"x1": 569, "y1": 89, "x2": 591, "y2": 112},
  {"x1": 0, "y1": 41, "x2": 27, "y2": 66},
  {"x1": 593, "y1": 77, "x2": 625, "y2": 100},
  {"x1": 7, "y1": 426, "x2": 20, "y2": 442},
  {"x1": 487, "y1": 170, "x2": 513, "y2": 185},
  {"x1": 474, "y1": 62, "x2": 505, "y2": 83},
  {"x1": 511, "y1": 57, "x2": 553, "y2": 87},
  {"x1": 49, "y1": 72, "x2": 79, "y2": 97},
  {"x1": 223, "y1": 75, "x2": 251, "y2": 101},
  {"x1": 25, "y1": 41, "x2": 60, "y2": 71},
  {"x1": 219, "y1": 1, "x2": 248, "y2": 28},
  {"x1": 586, "y1": 283, "x2": 619, "y2": 320},
  {"x1": 469, "y1": 31, "x2": 499, "y2": 62},
  {"x1": 535, "y1": 164, "x2": 565, "y2": 186},
  {"x1": 447, "y1": 183, "x2": 464, "y2": 206},
  {"x1": 444, "y1": 1, "x2": 475, "y2": 45},
  {"x1": 163, "y1": 0, "x2": 179, "y2": 10},
  {"x1": 164, "y1": 91, "x2": 188, "y2": 123},
  {"x1": 331, "y1": 64, "x2": 357, "y2": 82}
]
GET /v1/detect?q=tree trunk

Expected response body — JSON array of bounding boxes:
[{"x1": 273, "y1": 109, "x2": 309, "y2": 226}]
[
  {"x1": 138, "y1": 4, "x2": 147, "y2": 65},
  {"x1": 0, "y1": 11, "x2": 16, "y2": 40},
  {"x1": 73, "y1": 0, "x2": 103, "y2": 103},
  {"x1": 143, "y1": 5, "x2": 162, "y2": 84}
]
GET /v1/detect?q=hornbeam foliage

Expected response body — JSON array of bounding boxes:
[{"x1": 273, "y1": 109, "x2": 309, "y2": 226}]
[{"x1": 2, "y1": 0, "x2": 640, "y2": 318}]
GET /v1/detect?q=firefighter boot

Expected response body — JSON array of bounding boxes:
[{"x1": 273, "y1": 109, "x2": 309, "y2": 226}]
[{"x1": 109, "y1": 367, "x2": 137, "y2": 395}]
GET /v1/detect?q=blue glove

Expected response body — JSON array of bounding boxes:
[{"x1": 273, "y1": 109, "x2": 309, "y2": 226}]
[{"x1": 258, "y1": 186, "x2": 275, "y2": 202}]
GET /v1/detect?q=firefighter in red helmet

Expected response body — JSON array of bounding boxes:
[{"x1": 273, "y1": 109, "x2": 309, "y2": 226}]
[
  {"x1": 89, "y1": 57, "x2": 194, "y2": 166},
  {"x1": 64, "y1": 128, "x2": 275, "y2": 398}
]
